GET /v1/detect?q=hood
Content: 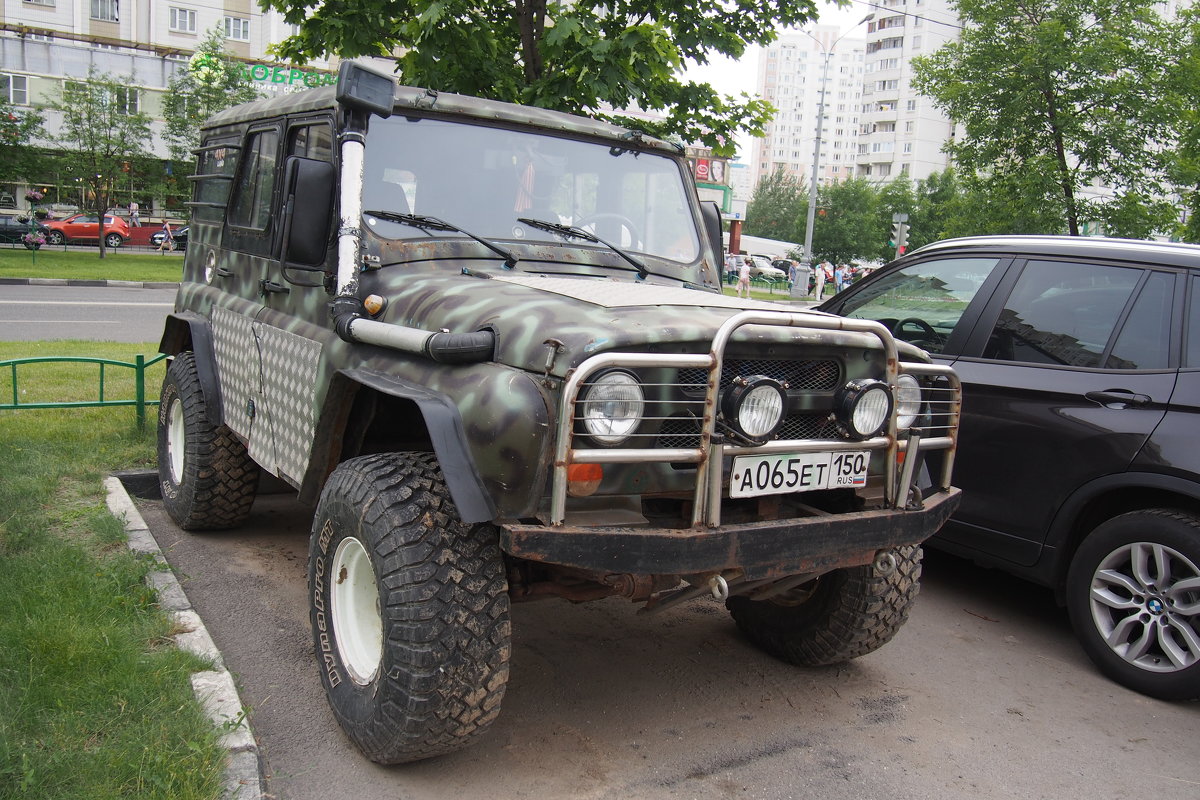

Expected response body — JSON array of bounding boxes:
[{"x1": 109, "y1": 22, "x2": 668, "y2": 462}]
[{"x1": 359, "y1": 268, "x2": 872, "y2": 375}]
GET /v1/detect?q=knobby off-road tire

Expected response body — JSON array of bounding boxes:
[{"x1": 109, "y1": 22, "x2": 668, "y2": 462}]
[
  {"x1": 726, "y1": 545, "x2": 923, "y2": 666},
  {"x1": 1066, "y1": 509, "x2": 1200, "y2": 701},
  {"x1": 157, "y1": 352, "x2": 259, "y2": 530},
  {"x1": 309, "y1": 452, "x2": 512, "y2": 764}
]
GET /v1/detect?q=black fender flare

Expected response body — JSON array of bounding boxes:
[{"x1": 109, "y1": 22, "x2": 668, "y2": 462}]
[
  {"x1": 158, "y1": 311, "x2": 223, "y2": 427},
  {"x1": 303, "y1": 368, "x2": 497, "y2": 524},
  {"x1": 1044, "y1": 470, "x2": 1200, "y2": 579}
]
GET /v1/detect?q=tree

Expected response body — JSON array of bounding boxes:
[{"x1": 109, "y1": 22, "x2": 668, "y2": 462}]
[
  {"x1": 49, "y1": 69, "x2": 152, "y2": 257},
  {"x1": 813, "y1": 177, "x2": 882, "y2": 264},
  {"x1": 0, "y1": 98, "x2": 46, "y2": 183},
  {"x1": 744, "y1": 168, "x2": 805, "y2": 242},
  {"x1": 912, "y1": 0, "x2": 1182, "y2": 236},
  {"x1": 260, "y1": 0, "x2": 825, "y2": 156},
  {"x1": 1166, "y1": 5, "x2": 1200, "y2": 243},
  {"x1": 162, "y1": 28, "x2": 261, "y2": 165}
]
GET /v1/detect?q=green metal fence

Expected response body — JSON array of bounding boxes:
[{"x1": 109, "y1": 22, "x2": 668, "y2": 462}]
[{"x1": 1, "y1": 353, "x2": 168, "y2": 429}]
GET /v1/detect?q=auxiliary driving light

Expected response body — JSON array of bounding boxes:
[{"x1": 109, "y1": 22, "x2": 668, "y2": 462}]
[
  {"x1": 721, "y1": 376, "x2": 788, "y2": 442},
  {"x1": 835, "y1": 379, "x2": 893, "y2": 440}
]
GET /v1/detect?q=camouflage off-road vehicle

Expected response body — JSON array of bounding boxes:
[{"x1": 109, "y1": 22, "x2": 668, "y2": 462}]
[{"x1": 157, "y1": 62, "x2": 962, "y2": 764}]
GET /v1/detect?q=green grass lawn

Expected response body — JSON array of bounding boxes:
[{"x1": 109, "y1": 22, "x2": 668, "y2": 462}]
[
  {"x1": 0, "y1": 341, "x2": 224, "y2": 800},
  {"x1": 0, "y1": 247, "x2": 183, "y2": 283}
]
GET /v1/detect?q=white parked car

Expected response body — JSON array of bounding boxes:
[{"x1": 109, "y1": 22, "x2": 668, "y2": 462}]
[{"x1": 749, "y1": 255, "x2": 786, "y2": 281}]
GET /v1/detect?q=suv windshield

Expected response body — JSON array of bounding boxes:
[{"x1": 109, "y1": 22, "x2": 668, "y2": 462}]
[{"x1": 360, "y1": 116, "x2": 700, "y2": 264}]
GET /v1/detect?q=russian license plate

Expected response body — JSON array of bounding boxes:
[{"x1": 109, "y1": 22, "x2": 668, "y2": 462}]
[{"x1": 729, "y1": 451, "x2": 869, "y2": 498}]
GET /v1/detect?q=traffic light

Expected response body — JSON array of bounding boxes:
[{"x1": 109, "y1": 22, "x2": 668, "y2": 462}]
[{"x1": 889, "y1": 221, "x2": 908, "y2": 249}]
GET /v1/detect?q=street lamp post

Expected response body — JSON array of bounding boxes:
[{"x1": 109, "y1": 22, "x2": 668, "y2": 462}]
[{"x1": 792, "y1": 14, "x2": 874, "y2": 298}]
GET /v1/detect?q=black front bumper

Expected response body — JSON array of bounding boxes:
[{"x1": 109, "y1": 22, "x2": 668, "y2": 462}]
[{"x1": 501, "y1": 487, "x2": 961, "y2": 580}]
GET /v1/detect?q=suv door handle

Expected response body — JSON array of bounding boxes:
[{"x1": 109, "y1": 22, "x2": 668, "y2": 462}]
[{"x1": 1085, "y1": 389, "x2": 1152, "y2": 408}]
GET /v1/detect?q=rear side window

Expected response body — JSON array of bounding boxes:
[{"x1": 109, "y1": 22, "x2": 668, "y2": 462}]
[
  {"x1": 1187, "y1": 276, "x2": 1200, "y2": 368},
  {"x1": 1106, "y1": 271, "x2": 1173, "y2": 370},
  {"x1": 192, "y1": 139, "x2": 240, "y2": 223},
  {"x1": 228, "y1": 129, "x2": 279, "y2": 231},
  {"x1": 982, "y1": 260, "x2": 1141, "y2": 368},
  {"x1": 837, "y1": 257, "x2": 1001, "y2": 354}
]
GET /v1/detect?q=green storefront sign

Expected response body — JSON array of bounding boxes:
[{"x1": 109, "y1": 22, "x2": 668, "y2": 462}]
[{"x1": 241, "y1": 64, "x2": 337, "y2": 88}]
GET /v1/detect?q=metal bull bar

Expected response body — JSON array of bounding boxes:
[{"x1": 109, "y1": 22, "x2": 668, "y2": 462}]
[{"x1": 551, "y1": 311, "x2": 960, "y2": 527}]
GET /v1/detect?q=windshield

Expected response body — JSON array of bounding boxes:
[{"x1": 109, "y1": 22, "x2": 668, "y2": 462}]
[{"x1": 361, "y1": 116, "x2": 700, "y2": 264}]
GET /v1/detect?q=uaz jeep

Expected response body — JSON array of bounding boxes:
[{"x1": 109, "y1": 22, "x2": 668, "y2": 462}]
[{"x1": 157, "y1": 63, "x2": 962, "y2": 764}]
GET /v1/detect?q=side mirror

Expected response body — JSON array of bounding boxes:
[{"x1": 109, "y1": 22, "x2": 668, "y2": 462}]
[
  {"x1": 279, "y1": 156, "x2": 336, "y2": 273},
  {"x1": 700, "y1": 201, "x2": 724, "y2": 264}
]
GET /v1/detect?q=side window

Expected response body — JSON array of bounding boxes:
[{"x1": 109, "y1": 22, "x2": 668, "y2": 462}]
[
  {"x1": 193, "y1": 138, "x2": 240, "y2": 223},
  {"x1": 229, "y1": 129, "x2": 279, "y2": 231},
  {"x1": 1106, "y1": 271, "x2": 1173, "y2": 370},
  {"x1": 837, "y1": 257, "x2": 1001, "y2": 354},
  {"x1": 1186, "y1": 276, "x2": 1200, "y2": 368},
  {"x1": 289, "y1": 123, "x2": 333, "y2": 161},
  {"x1": 981, "y1": 260, "x2": 1140, "y2": 367}
]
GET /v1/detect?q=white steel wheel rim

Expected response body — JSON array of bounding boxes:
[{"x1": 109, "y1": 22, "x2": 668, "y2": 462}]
[
  {"x1": 1089, "y1": 540, "x2": 1200, "y2": 673},
  {"x1": 166, "y1": 396, "x2": 186, "y2": 485},
  {"x1": 330, "y1": 536, "x2": 383, "y2": 685}
]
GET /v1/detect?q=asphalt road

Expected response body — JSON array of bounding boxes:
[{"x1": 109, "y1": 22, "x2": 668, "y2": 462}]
[
  {"x1": 0, "y1": 284, "x2": 175, "y2": 342},
  {"x1": 134, "y1": 490, "x2": 1200, "y2": 800}
]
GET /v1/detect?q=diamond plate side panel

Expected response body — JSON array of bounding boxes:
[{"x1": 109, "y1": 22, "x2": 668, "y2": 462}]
[
  {"x1": 210, "y1": 306, "x2": 259, "y2": 441},
  {"x1": 257, "y1": 325, "x2": 322, "y2": 485}
]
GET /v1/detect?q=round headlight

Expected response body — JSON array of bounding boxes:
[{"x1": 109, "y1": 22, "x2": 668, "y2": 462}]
[
  {"x1": 580, "y1": 371, "x2": 644, "y2": 446},
  {"x1": 895, "y1": 374, "x2": 922, "y2": 430},
  {"x1": 721, "y1": 377, "x2": 788, "y2": 442},
  {"x1": 835, "y1": 379, "x2": 893, "y2": 440}
]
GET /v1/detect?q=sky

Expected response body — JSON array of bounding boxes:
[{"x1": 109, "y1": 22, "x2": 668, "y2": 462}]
[{"x1": 683, "y1": 0, "x2": 876, "y2": 162}]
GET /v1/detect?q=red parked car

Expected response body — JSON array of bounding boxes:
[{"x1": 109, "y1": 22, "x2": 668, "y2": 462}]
[{"x1": 45, "y1": 213, "x2": 131, "y2": 248}]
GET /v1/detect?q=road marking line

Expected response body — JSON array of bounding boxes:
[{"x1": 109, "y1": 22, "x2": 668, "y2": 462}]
[{"x1": 0, "y1": 300, "x2": 173, "y2": 307}]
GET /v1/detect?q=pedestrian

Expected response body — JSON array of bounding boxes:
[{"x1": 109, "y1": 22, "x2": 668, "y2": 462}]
[
  {"x1": 129, "y1": 200, "x2": 140, "y2": 227},
  {"x1": 736, "y1": 257, "x2": 752, "y2": 298},
  {"x1": 834, "y1": 264, "x2": 847, "y2": 293},
  {"x1": 725, "y1": 251, "x2": 741, "y2": 283},
  {"x1": 157, "y1": 220, "x2": 174, "y2": 253},
  {"x1": 814, "y1": 259, "x2": 830, "y2": 302}
]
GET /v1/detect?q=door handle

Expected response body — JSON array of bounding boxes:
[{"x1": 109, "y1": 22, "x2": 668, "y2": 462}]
[
  {"x1": 214, "y1": 266, "x2": 234, "y2": 278},
  {"x1": 1085, "y1": 389, "x2": 1151, "y2": 408},
  {"x1": 259, "y1": 279, "x2": 290, "y2": 295}
]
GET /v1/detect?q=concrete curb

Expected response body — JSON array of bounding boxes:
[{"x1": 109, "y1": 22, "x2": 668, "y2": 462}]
[
  {"x1": 0, "y1": 277, "x2": 179, "y2": 289},
  {"x1": 104, "y1": 475, "x2": 264, "y2": 800}
]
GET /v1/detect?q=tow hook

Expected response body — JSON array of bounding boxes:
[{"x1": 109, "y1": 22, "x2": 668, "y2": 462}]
[{"x1": 873, "y1": 550, "x2": 898, "y2": 576}]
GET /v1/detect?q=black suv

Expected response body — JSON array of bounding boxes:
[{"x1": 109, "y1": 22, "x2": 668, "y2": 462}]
[{"x1": 821, "y1": 235, "x2": 1200, "y2": 701}]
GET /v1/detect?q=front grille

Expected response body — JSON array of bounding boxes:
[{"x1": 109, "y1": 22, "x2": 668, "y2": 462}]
[
  {"x1": 679, "y1": 358, "x2": 841, "y2": 394},
  {"x1": 656, "y1": 411, "x2": 839, "y2": 451}
]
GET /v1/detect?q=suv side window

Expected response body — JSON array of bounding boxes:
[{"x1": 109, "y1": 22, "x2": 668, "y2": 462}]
[
  {"x1": 1186, "y1": 276, "x2": 1200, "y2": 368},
  {"x1": 229, "y1": 128, "x2": 280, "y2": 231},
  {"x1": 836, "y1": 257, "x2": 1001, "y2": 354},
  {"x1": 981, "y1": 260, "x2": 1142, "y2": 367},
  {"x1": 1106, "y1": 270, "x2": 1173, "y2": 370}
]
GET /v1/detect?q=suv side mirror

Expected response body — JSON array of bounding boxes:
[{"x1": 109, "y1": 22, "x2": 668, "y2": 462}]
[
  {"x1": 700, "y1": 201, "x2": 723, "y2": 264},
  {"x1": 279, "y1": 156, "x2": 336, "y2": 272}
]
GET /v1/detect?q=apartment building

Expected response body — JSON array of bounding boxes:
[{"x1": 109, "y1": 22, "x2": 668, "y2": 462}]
[
  {"x1": 0, "y1": 0, "x2": 346, "y2": 211},
  {"x1": 856, "y1": 0, "x2": 958, "y2": 182},
  {"x1": 752, "y1": 1, "x2": 959, "y2": 192},
  {"x1": 753, "y1": 26, "x2": 866, "y2": 187}
]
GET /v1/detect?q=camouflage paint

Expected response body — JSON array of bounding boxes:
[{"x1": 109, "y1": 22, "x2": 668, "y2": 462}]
[{"x1": 166, "y1": 81, "x2": 957, "y2": 530}]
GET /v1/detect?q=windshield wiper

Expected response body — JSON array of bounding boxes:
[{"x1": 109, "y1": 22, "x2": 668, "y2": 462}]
[
  {"x1": 518, "y1": 217, "x2": 648, "y2": 280},
  {"x1": 365, "y1": 210, "x2": 519, "y2": 268}
]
